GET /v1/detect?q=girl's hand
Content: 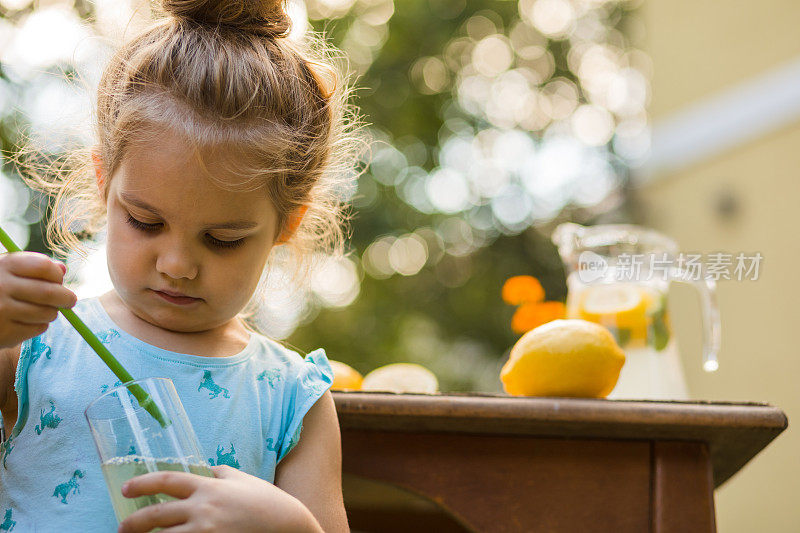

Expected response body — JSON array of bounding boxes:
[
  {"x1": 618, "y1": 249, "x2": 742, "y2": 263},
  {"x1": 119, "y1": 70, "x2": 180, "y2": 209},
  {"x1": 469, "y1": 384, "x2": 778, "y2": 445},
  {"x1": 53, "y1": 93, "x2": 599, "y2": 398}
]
[
  {"x1": 0, "y1": 252, "x2": 77, "y2": 349},
  {"x1": 117, "y1": 465, "x2": 324, "y2": 533}
]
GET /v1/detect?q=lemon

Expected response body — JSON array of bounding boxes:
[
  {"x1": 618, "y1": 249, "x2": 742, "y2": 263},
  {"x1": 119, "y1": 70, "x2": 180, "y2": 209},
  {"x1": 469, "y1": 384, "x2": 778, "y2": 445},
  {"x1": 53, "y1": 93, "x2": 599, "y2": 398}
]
[
  {"x1": 574, "y1": 285, "x2": 664, "y2": 347},
  {"x1": 641, "y1": 286, "x2": 664, "y2": 315},
  {"x1": 329, "y1": 360, "x2": 363, "y2": 391},
  {"x1": 577, "y1": 284, "x2": 648, "y2": 328},
  {"x1": 500, "y1": 319, "x2": 625, "y2": 398},
  {"x1": 361, "y1": 363, "x2": 439, "y2": 394}
]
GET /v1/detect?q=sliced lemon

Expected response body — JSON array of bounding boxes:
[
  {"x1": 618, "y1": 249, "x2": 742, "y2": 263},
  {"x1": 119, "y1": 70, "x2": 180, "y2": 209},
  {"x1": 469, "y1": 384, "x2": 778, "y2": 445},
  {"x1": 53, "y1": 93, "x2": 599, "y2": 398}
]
[
  {"x1": 640, "y1": 286, "x2": 664, "y2": 315},
  {"x1": 361, "y1": 363, "x2": 439, "y2": 394},
  {"x1": 581, "y1": 284, "x2": 644, "y2": 315},
  {"x1": 578, "y1": 284, "x2": 649, "y2": 329},
  {"x1": 329, "y1": 360, "x2": 363, "y2": 391}
]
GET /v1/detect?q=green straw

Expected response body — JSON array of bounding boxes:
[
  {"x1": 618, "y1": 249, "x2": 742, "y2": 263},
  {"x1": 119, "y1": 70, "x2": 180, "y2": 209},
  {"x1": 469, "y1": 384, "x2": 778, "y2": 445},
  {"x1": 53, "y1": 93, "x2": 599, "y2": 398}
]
[{"x1": 0, "y1": 225, "x2": 170, "y2": 428}]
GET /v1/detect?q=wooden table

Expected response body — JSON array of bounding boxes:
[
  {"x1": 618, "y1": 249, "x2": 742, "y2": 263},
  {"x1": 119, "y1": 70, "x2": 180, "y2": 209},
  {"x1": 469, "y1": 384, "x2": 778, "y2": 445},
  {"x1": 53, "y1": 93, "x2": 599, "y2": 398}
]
[{"x1": 333, "y1": 392, "x2": 788, "y2": 533}]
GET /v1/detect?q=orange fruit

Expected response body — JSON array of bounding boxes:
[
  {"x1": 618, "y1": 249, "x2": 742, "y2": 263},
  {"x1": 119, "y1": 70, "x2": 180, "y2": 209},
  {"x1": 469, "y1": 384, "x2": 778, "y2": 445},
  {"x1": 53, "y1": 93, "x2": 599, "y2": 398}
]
[
  {"x1": 329, "y1": 360, "x2": 363, "y2": 391},
  {"x1": 502, "y1": 276, "x2": 545, "y2": 305}
]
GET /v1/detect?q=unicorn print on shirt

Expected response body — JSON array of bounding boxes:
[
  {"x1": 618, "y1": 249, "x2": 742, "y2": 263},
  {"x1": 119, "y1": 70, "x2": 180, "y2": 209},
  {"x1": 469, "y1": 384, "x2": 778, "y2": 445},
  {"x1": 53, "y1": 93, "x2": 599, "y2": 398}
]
[
  {"x1": 0, "y1": 508, "x2": 16, "y2": 531},
  {"x1": 208, "y1": 443, "x2": 239, "y2": 469},
  {"x1": 265, "y1": 438, "x2": 279, "y2": 455},
  {"x1": 35, "y1": 401, "x2": 62, "y2": 435},
  {"x1": 1, "y1": 438, "x2": 14, "y2": 469},
  {"x1": 96, "y1": 329, "x2": 121, "y2": 344},
  {"x1": 100, "y1": 380, "x2": 123, "y2": 394},
  {"x1": 198, "y1": 371, "x2": 229, "y2": 399},
  {"x1": 256, "y1": 368, "x2": 282, "y2": 389},
  {"x1": 28, "y1": 341, "x2": 51, "y2": 366},
  {"x1": 52, "y1": 470, "x2": 84, "y2": 504}
]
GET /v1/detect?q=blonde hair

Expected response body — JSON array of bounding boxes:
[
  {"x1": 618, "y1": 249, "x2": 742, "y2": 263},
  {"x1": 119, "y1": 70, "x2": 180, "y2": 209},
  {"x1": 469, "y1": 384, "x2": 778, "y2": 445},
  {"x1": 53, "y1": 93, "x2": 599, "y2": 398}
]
[{"x1": 16, "y1": 0, "x2": 364, "y2": 332}]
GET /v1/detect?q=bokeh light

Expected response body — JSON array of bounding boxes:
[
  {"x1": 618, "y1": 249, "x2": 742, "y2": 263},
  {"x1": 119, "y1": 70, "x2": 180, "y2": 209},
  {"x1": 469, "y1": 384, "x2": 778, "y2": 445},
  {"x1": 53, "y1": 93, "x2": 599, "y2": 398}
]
[
  {"x1": 0, "y1": 0, "x2": 651, "y2": 392},
  {"x1": 311, "y1": 255, "x2": 361, "y2": 307}
]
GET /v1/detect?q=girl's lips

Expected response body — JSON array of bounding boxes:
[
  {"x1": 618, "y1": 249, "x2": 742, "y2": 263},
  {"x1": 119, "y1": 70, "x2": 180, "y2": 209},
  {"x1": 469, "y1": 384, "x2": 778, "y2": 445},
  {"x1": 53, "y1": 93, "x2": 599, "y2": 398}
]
[{"x1": 152, "y1": 289, "x2": 201, "y2": 305}]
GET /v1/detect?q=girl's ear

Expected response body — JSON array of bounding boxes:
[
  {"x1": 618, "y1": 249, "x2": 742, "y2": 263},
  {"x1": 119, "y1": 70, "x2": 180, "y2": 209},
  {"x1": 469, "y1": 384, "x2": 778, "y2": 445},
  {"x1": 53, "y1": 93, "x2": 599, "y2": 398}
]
[
  {"x1": 91, "y1": 150, "x2": 106, "y2": 201},
  {"x1": 276, "y1": 205, "x2": 309, "y2": 245}
]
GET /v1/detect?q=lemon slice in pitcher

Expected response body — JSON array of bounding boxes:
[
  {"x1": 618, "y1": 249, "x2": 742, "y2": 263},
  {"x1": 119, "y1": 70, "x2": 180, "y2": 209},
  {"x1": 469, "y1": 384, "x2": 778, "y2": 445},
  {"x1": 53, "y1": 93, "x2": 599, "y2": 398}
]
[{"x1": 578, "y1": 284, "x2": 648, "y2": 328}]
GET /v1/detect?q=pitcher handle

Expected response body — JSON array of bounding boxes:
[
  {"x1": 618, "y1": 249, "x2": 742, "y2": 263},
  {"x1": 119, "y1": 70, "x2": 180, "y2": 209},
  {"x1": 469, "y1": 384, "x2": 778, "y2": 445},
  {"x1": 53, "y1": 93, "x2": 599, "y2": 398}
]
[{"x1": 669, "y1": 266, "x2": 721, "y2": 372}]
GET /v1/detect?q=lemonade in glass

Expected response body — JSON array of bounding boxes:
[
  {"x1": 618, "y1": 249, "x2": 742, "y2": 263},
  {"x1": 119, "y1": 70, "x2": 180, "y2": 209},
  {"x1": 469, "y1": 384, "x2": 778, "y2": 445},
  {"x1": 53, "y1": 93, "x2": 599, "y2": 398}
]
[
  {"x1": 101, "y1": 456, "x2": 213, "y2": 522},
  {"x1": 85, "y1": 377, "x2": 214, "y2": 524}
]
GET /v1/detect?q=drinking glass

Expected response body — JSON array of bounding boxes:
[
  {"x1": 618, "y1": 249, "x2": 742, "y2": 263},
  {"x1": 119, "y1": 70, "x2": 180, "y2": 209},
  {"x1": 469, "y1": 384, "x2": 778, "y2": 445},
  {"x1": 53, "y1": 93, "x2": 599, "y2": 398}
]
[{"x1": 85, "y1": 377, "x2": 214, "y2": 523}]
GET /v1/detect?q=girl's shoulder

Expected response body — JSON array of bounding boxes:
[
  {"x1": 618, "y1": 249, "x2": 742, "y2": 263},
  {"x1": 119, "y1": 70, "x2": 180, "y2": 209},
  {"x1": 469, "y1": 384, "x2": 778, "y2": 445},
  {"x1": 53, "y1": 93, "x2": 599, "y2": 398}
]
[
  {"x1": 243, "y1": 337, "x2": 335, "y2": 464},
  {"x1": 246, "y1": 334, "x2": 334, "y2": 391},
  {"x1": 247, "y1": 333, "x2": 324, "y2": 367}
]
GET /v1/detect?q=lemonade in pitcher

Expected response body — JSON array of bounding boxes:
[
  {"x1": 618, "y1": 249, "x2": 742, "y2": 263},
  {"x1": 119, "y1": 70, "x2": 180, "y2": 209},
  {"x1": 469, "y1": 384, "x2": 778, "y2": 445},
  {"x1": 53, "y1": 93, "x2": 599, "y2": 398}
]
[
  {"x1": 553, "y1": 223, "x2": 721, "y2": 400},
  {"x1": 565, "y1": 271, "x2": 687, "y2": 399}
]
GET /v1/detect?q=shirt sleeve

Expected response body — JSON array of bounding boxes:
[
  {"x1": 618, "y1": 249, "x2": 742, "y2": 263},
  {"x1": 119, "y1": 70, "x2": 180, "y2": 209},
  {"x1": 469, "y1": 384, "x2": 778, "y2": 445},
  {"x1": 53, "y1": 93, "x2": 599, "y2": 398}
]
[{"x1": 277, "y1": 348, "x2": 334, "y2": 463}]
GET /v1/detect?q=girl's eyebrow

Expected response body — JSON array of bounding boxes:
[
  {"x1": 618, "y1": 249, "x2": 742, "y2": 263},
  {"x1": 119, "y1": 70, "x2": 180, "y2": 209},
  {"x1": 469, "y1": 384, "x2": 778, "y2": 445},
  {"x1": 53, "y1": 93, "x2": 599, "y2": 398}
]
[{"x1": 119, "y1": 192, "x2": 259, "y2": 230}]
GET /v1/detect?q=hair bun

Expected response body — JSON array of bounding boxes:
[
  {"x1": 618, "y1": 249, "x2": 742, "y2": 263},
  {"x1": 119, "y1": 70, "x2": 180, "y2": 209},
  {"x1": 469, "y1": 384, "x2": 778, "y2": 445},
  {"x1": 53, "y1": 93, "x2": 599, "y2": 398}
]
[{"x1": 163, "y1": 0, "x2": 290, "y2": 38}]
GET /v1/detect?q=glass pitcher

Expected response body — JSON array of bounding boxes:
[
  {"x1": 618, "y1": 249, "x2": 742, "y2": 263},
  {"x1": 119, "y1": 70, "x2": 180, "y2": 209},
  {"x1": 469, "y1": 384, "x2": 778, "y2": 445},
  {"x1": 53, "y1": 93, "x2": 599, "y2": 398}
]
[{"x1": 551, "y1": 223, "x2": 721, "y2": 400}]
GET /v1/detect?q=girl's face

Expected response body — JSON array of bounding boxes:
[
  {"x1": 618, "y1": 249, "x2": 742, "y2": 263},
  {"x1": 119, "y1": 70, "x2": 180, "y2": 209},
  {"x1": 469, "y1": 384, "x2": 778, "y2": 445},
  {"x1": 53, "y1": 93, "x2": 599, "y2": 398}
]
[{"x1": 102, "y1": 134, "x2": 279, "y2": 335}]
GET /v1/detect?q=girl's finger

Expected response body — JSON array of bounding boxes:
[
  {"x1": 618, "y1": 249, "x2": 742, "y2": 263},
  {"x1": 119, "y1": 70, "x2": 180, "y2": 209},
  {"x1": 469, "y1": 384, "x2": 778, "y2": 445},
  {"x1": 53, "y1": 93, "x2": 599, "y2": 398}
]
[
  {"x1": 3, "y1": 252, "x2": 66, "y2": 283},
  {"x1": 8, "y1": 321, "x2": 49, "y2": 341},
  {"x1": 5, "y1": 275, "x2": 77, "y2": 309},
  {"x1": 122, "y1": 471, "x2": 205, "y2": 500},
  {"x1": 6, "y1": 300, "x2": 60, "y2": 325},
  {"x1": 152, "y1": 524, "x2": 198, "y2": 533},
  {"x1": 210, "y1": 464, "x2": 241, "y2": 479},
  {"x1": 117, "y1": 500, "x2": 191, "y2": 533}
]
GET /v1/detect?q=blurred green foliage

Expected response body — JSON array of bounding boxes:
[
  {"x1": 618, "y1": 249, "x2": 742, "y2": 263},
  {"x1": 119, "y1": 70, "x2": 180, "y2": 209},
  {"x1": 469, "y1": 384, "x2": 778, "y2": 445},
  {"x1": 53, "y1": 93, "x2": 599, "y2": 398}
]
[
  {"x1": 288, "y1": 0, "x2": 634, "y2": 390},
  {"x1": 0, "y1": 0, "x2": 636, "y2": 392}
]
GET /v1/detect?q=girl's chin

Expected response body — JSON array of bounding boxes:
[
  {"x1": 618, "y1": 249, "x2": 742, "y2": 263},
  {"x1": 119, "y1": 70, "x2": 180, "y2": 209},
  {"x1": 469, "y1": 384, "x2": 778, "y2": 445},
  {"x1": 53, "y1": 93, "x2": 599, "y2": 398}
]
[
  {"x1": 135, "y1": 300, "x2": 205, "y2": 327},
  {"x1": 145, "y1": 315, "x2": 209, "y2": 334}
]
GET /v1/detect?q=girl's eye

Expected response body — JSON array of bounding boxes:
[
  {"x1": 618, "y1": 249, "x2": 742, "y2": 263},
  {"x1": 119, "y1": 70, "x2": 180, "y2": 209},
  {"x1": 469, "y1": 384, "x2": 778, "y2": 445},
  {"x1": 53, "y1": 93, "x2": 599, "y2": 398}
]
[
  {"x1": 125, "y1": 214, "x2": 160, "y2": 232},
  {"x1": 206, "y1": 235, "x2": 246, "y2": 249},
  {"x1": 125, "y1": 214, "x2": 246, "y2": 249}
]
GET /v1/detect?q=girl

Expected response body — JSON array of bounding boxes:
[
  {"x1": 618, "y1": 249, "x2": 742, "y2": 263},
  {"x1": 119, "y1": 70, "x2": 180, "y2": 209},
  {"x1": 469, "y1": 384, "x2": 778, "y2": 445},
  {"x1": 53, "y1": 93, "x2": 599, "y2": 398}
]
[{"x1": 0, "y1": 0, "x2": 358, "y2": 530}]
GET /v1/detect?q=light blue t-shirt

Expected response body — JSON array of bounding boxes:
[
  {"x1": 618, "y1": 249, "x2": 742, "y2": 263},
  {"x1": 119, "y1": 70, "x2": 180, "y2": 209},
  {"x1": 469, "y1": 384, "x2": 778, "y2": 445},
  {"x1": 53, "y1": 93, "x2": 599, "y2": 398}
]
[{"x1": 0, "y1": 296, "x2": 333, "y2": 531}]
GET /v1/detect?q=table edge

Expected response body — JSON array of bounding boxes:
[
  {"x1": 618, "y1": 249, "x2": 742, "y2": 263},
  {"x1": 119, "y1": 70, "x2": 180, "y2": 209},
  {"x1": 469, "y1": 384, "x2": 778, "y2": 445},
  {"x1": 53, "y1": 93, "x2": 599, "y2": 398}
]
[{"x1": 332, "y1": 392, "x2": 789, "y2": 488}]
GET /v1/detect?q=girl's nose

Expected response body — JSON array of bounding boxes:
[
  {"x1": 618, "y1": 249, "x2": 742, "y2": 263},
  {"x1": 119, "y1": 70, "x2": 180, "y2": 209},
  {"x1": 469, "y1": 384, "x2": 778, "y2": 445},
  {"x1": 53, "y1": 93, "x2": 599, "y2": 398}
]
[{"x1": 155, "y1": 242, "x2": 199, "y2": 280}]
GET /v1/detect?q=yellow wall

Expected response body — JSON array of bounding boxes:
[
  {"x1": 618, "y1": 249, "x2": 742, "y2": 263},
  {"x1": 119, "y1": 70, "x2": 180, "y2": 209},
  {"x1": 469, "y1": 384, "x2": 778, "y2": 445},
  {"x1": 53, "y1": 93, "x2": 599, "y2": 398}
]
[
  {"x1": 638, "y1": 1, "x2": 800, "y2": 531},
  {"x1": 643, "y1": 0, "x2": 800, "y2": 120}
]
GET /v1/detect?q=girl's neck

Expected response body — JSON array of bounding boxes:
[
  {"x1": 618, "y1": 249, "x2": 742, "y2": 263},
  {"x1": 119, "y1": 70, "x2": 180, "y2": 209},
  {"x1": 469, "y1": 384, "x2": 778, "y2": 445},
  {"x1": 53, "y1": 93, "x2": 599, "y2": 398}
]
[{"x1": 98, "y1": 291, "x2": 251, "y2": 358}]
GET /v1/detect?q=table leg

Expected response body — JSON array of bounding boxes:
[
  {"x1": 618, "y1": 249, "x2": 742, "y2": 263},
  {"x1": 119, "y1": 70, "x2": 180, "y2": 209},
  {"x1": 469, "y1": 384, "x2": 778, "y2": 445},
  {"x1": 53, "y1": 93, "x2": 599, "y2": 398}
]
[{"x1": 652, "y1": 441, "x2": 716, "y2": 533}]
